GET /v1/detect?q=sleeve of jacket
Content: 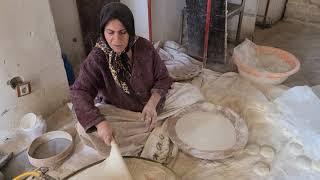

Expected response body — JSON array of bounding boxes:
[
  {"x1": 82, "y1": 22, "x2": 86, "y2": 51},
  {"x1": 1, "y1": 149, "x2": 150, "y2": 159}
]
[
  {"x1": 70, "y1": 50, "x2": 105, "y2": 133},
  {"x1": 150, "y1": 46, "x2": 173, "y2": 97}
]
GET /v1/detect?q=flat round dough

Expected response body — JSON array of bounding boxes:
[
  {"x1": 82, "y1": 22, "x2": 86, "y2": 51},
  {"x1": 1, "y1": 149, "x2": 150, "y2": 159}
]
[
  {"x1": 245, "y1": 144, "x2": 260, "y2": 155},
  {"x1": 289, "y1": 142, "x2": 304, "y2": 156},
  {"x1": 295, "y1": 155, "x2": 312, "y2": 170},
  {"x1": 260, "y1": 145, "x2": 275, "y2": 160},
  {"x1": 175, "y1": 111, "x2": 236, "y2": 151},
  {"x1": 68, "y1": 160, "x2": 130, "y2": 180},
  {"x1": 253, "y1": 162, "x2": 270, "y2": 176},
  {"x1": 69, "y1": 143, "x2": 132, "y2": 180}
]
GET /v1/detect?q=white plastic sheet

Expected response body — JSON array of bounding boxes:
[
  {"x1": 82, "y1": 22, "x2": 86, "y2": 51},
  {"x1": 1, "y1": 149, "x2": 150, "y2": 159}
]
[
  {"x1": 274, "y1": 86, "x2": 320, "y2": 160},
  {"x1": 312, "y1": 85, "x2": 320, "y2": 98},
  {"x1": 155, "y1": 41, "x2": 202, "y2": 81}
]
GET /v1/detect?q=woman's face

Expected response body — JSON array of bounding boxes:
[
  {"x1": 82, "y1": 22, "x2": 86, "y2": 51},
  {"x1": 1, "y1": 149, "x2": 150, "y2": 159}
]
[{"x1": 104, "y1": 19, "x2": 129, "y2": 54}]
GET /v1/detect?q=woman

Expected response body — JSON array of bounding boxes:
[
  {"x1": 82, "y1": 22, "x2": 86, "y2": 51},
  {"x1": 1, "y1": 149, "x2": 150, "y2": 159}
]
[{"x1": 71, "y1": 2, "x2": 172, "y2": 156}]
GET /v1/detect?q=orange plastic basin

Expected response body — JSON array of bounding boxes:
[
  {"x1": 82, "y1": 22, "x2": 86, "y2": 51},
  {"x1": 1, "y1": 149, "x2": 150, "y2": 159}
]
[{"x1": 233, "y1": 46, "x2": 300, "y2": 85}]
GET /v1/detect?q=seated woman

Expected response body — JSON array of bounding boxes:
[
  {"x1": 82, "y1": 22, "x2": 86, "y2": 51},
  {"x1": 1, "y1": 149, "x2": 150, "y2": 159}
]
[{"x1": 71, "y1": 2, "x2": 172, "y2": 156}]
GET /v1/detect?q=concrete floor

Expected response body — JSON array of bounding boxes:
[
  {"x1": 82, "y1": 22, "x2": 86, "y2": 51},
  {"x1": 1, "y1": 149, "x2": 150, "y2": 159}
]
[
  {"x1": 254, "y1": 21, "x2": 320, "y2": 87},
  {"x1": 207, "y1": 21, "x2": 320, "y2": 87}
]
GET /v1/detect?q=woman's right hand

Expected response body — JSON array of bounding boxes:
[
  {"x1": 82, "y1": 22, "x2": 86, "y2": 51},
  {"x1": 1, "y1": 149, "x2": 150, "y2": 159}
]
[{"x1": 96, "y1": 121, "x2": 113, "y2": 146}]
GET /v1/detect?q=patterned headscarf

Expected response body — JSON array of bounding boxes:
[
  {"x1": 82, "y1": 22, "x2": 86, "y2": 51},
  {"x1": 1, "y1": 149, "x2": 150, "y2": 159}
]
[
  {"x1": 97, "y1": 2, "x2": 137, "y2": 94},
  {"x1": 95, "y1": 37, "x2": 138, "y2": 94}
]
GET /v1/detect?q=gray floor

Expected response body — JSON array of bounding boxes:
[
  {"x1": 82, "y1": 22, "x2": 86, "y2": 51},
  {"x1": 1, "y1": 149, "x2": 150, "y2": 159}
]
[
  {"x1": 254, "y1": 21, "x2": 320, "y2": 87},
  {"x1": 207, "y1": 21, "x2": 320, "y2": 87}
]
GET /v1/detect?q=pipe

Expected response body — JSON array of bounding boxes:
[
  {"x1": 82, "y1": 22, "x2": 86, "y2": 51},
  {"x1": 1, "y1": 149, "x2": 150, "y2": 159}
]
[
  {"x1": 180, "y1": 8, "x2": 185, "y2": 45},
  {"x1": 203, "y1": 0, "x2": 212, "y2": 67},
  {"x1": 224, "y1": 0, "x2": 228, "y2": 64},
  {"x1": 281, "y1": 0, "x2": 289, "y2": 20},
  {"x1": 262, "y1": 0, "x2": 271, "y2": 28},
  {"x1": 147, "y1": 0, "x2": 152, "y2": 41}
]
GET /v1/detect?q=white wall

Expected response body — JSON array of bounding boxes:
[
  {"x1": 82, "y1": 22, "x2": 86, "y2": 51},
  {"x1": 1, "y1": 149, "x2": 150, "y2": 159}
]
[
  {"x1": 0, "y1": 0, "x2": 69, "y2": 131},
  {"x1": 228, "y1": 0, "x2": 259, "y2": 41},
  {"x1": 151, "y1": 0, "x2": 186, "y2": 42},
  {"x1": 121, "y1": 0, "x2": 150, "y2": 40},
  {"x1": 257, "y1": 0, "x2": 287, "y2": 24},
  {"x1": 121, "y1": 0, "x2": 185, "y2": 42},
  {"x1": 49, "y1": 0, "x2": 86, "y2": 74}
]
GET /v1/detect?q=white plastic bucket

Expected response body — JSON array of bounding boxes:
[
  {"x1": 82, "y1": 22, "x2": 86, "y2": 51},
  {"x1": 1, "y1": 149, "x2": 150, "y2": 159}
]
[{"x1": 19, "y1": 113, "x2": 47, "y2": 141}]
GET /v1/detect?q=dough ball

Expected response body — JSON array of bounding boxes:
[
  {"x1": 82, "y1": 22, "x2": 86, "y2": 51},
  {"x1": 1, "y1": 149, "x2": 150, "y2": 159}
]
[
  {"x1": 253, "y1": 162, "x2": 270, "y2": 176},
  {"x1": 295, "y1": 155, "x2": 312, "y2": 170},
  {"x1": 245, "y1": 144, "x2": 260, "y2": 155},
  {"x1": 260, "y1": 145, "x2": 275, "y2": 160},
  {"x1": 289, "y1": 142, "x2": 304, "y2": 156},
  {"x1": 312, "y1": 160, "x2": 320, "y2": 172}
]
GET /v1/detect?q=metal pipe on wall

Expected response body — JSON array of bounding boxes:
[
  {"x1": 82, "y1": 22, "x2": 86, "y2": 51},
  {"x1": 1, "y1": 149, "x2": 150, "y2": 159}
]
[
  {"x1": 147, "y1": 0, "x2": 152, "y2": 41},
  {"x1": 281, "y1": 0, "x2": 289, "y2": 20},
  {"x1": 203, "y1": 0, "x2": 212, "y2": 67},
  {"x1": 262, "y1": 0, "x2": 271, "y2": 28}
]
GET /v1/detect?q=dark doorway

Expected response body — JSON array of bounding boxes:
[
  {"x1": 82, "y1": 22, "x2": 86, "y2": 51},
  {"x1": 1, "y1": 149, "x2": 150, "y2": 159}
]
[
  {"x1": 185, "y1": 0, "x2": 227, "y2": 63},
  {"x1": 76, "y1": 0, "x2": 119, "y2": 54}
]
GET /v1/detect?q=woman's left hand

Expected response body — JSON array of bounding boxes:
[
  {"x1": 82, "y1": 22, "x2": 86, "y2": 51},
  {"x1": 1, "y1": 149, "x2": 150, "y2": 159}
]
[{"x1": 141, "y1": 101, "x2": 158, "y2": 130}]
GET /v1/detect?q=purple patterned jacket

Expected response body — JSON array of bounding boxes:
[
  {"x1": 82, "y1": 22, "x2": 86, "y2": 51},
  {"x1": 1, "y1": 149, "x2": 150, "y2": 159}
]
[{"x1": 71, "y1": 37, "x2": 172, "y2": 132}]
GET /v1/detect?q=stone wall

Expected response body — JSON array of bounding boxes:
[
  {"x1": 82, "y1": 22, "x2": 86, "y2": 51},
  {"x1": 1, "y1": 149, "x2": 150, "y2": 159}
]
[{"x1": 285, "y1": 0, "x2": 320, "y2": 26}]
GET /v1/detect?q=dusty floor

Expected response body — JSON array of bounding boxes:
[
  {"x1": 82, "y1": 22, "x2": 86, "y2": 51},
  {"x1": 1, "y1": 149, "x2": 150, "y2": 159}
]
[
  {"x1": 207, "y1": 21, "x2": 320, "y2": 87},
  {"x1": 254, "y1": 21, "x2": 320, "y2": 87}
]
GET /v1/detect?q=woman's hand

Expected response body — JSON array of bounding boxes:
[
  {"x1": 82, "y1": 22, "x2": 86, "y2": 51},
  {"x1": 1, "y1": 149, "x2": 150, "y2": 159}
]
[
  {"x1": 142, "y1": 101, "x2": 158, "y2": 129},
  {"x1": 96, "y1": 121, "x2": 113, "y2": 145},
  {"x1": 142, "y1": 92, "x2": 161, "y2": 130}
]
